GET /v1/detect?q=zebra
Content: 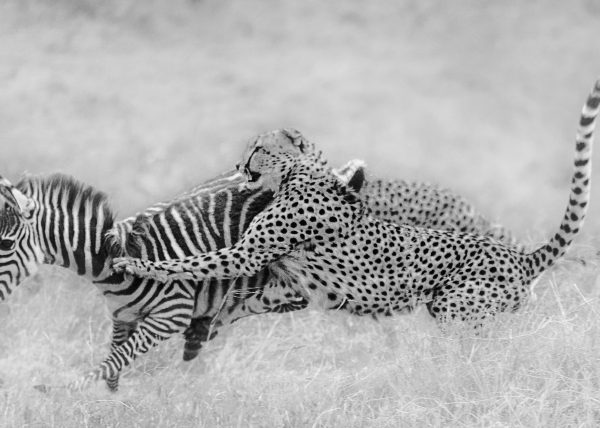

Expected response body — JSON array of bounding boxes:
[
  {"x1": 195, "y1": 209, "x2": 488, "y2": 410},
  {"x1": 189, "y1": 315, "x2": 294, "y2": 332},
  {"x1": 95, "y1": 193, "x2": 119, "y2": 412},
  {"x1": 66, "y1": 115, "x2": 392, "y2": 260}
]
[
  {"x1": 0, "y1": 170, "x2": 280, "y2": 391},
  {"x1": 0, "y1": 162, "x2": 519, "y2": 391}
]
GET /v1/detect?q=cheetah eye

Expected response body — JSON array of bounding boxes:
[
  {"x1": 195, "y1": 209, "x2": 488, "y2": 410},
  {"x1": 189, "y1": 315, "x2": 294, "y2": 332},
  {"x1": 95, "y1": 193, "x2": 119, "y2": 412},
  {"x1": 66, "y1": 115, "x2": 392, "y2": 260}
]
[{"x1": 0, "y1": 239, "x2": 15, "y2": 251}]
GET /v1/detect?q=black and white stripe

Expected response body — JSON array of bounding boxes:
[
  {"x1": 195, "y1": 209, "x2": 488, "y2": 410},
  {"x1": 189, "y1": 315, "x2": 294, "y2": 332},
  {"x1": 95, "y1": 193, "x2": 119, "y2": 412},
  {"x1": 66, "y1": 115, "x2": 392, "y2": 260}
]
[
  {"x1": 17, "y1": 175, "x2": 115, "y2": 277},
  {"x1": 104, "y1": 170, "x2": 284, "y2": 365},
  {"x1": 0, "y1": 170, "x2": 297, "y2": 391}
]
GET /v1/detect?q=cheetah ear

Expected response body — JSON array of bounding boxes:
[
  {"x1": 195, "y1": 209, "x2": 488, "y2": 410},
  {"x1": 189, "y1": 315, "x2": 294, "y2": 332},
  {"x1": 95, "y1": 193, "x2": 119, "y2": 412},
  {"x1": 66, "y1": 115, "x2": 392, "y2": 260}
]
[
  {"x1": 333, "y1": 163, "x2": 366, "y2": 205},
  {"x1": 332, "y1": 159, "x2": 366, "y2": 185},
  {"x1": 346, "y1": 167, "x2": 366, "y2": 194},
  {"x1": 281, "y1": 128, "x2": 315, "y2": 154}
]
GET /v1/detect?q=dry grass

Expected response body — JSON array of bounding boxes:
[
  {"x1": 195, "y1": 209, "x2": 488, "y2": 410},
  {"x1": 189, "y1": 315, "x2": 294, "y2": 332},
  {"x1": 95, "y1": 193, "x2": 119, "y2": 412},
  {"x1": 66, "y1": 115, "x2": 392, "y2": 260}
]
[
  {"x1": 1, "y1": 256, "x2": 599, "y2": 427},
  {"x1": 1, "y1": 0, "x2": 600, "y2": 426}
]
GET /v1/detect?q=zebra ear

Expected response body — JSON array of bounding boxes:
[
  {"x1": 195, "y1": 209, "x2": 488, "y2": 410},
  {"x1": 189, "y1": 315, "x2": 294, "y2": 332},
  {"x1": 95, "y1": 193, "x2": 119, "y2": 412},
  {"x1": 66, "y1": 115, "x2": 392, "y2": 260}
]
[
  {"x1": 0, "y1": 176, "x2": 18, "y2": 212},
  {"x1": 10, "y1": 187, "x2": 35, "y2": 218},
  {"x1": 0, "y1": 175, "x2": 34, "y2": 218}
]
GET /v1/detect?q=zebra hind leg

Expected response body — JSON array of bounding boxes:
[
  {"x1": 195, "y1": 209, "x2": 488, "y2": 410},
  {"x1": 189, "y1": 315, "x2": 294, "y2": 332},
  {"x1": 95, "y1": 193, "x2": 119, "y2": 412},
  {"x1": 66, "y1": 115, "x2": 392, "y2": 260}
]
[
  {"x1": 70, "y1": 310, "x2": 191, "y2": 391},
  {"x1": 182, "y1": 316, "x2": 219, "y2": 361},
  {"x1": 35, "y1": 319, "x2": 140, "y2": 393}
]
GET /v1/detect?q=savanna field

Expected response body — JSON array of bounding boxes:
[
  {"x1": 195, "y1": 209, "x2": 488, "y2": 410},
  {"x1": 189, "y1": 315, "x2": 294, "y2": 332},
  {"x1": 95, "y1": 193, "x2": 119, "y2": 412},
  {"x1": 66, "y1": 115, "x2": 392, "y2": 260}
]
[{"x1": 1, "y1": 0, "x2": 600, "y2": 426}]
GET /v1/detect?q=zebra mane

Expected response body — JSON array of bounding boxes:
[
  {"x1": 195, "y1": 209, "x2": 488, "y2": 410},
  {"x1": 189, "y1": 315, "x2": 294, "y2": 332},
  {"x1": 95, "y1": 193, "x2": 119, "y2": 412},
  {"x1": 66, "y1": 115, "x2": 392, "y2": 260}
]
[
  {"x1": 18, "y1": 172, "x2": 113, "y2": 212},
  {"x1": 105, "y1": 169, "x2": 253, "y2": 259},
  {"x1": 124, "y1": 215, "x2": 151, "y2": 258},
  {"x1": 17, "y1": 172, "x2": 118, "y2": 251}
]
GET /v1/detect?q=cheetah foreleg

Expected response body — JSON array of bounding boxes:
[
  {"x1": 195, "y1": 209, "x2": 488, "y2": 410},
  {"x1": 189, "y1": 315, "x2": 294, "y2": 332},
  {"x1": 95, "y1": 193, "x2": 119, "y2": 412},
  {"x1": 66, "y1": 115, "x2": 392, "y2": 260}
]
[{"x1": 113, "y1": 245, "x2": 288, "y2": 282}]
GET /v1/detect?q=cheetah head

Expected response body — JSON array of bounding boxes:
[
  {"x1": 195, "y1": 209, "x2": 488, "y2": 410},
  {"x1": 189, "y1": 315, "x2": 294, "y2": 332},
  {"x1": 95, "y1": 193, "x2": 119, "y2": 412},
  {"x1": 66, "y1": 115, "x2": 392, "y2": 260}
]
[{"x1": 237, "y1": 128, "x2": 323, "y2": 191}]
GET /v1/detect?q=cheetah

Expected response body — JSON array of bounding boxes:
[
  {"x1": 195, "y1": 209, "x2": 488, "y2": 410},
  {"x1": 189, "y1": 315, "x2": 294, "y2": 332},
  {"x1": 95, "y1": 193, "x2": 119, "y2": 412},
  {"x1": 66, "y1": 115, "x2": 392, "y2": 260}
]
[
  {"x1": 113, "y1": 79, "x2": 599, "y2": 327},
  {"x1": 356, "y1": 178, "x2": 520, "y2": 250}
]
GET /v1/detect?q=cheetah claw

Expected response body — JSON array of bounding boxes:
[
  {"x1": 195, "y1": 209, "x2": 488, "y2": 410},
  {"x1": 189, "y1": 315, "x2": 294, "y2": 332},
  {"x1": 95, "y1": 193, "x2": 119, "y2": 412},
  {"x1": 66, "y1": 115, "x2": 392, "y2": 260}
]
[
  {"x1": 112, "y1": 257, "x2": 145, "y2": 276},
  {"x1": 113, "y1": 257, "x2": 175, "y2": 282}
]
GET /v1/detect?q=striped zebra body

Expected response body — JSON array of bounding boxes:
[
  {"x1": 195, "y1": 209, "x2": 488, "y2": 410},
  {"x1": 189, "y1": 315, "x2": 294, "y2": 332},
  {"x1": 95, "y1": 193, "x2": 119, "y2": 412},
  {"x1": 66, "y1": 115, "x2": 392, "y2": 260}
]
[
  {"x1": 0, "y1": 170, "x2": 297, "y2": 391},
  {"x1": 104, "y1": 170, "x2": 290, "y2": 365}
]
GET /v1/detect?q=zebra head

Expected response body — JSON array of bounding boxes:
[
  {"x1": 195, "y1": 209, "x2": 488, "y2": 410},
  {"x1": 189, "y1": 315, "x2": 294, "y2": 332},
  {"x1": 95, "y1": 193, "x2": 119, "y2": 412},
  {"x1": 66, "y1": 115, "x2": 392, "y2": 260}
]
[
  {"x1": 0, "y1": 175, "x2": 45, "y2": 300},
  {"x1": 237, "y1": 128, "x2": 324, "y2": 191}
]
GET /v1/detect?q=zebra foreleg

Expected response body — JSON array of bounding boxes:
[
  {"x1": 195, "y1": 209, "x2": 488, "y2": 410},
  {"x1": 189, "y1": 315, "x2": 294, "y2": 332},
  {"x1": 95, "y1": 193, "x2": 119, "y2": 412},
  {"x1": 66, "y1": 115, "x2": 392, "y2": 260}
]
[
  {"x1": 104, "y1": 319, "x2": 137, "y2": 391},
  {"x1": 72, "y1": 313, "x2": 191, "y2": 391},
  {"x1": 182, "y1": 316, "x2": 218, "y2": 361}
]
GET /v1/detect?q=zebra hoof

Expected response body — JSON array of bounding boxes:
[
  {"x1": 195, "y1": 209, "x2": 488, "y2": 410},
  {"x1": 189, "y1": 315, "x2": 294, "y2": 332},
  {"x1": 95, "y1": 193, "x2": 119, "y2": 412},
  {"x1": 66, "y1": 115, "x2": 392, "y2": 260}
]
[
  {"x1": 33, "y1": 384, "x2": 50, "y2": 393},
  {"x1": 182, "y1": 349, "x2": 200, "y2": 362},
  {"x1": 182, "y1": 341, "x2": 202, "y2": 361},
  {"x1": 105, "y1": 377, "x2": 119, "y2": 392}
]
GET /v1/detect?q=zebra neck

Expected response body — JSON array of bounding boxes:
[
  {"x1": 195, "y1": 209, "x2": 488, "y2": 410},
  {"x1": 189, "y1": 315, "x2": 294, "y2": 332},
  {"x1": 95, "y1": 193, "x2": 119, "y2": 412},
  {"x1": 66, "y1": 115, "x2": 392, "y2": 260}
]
[{"x1": 18, "y1": 174, "x2": 117, "y2": 280}]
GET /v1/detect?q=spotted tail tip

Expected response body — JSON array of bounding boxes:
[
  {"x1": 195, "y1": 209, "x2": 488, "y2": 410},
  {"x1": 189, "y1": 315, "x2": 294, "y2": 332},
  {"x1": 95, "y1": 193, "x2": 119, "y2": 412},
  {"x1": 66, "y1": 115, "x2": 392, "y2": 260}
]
[{"x1": 587, "y1": 77, "x2": 600, "y2": 108}]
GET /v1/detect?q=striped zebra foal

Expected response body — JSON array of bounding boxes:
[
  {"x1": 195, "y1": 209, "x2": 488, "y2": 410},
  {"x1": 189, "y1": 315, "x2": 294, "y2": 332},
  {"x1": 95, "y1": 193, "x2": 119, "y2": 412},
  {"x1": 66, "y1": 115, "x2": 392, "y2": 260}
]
[
  {"x1": 105, "y1": 170, "x2": 291, "y2": 363},
  {"x1": 0, "y1": 171, "x2": 282, "y2": 391}
]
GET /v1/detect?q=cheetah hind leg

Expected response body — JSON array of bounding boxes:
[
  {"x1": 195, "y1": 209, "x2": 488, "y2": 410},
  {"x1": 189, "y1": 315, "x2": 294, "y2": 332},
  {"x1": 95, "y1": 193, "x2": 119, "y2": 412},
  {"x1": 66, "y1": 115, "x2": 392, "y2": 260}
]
[{"x1": 426, "y1": 278, "x2": 520, "y2": 333}]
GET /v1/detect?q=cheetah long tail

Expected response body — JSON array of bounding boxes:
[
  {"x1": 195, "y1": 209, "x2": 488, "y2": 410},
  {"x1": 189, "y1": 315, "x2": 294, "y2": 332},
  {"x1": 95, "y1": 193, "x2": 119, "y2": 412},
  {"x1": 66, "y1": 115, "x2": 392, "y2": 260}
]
[{"x1": 526, "y1": 78, "x2": 600, "y2": 278}]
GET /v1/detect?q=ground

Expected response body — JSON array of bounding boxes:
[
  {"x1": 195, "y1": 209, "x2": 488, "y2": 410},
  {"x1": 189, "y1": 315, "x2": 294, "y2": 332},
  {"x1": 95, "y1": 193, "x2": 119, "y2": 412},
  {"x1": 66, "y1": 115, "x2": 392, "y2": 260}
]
[{"x1": 0, "y1": 0, "x2": 600, "y2": 426}]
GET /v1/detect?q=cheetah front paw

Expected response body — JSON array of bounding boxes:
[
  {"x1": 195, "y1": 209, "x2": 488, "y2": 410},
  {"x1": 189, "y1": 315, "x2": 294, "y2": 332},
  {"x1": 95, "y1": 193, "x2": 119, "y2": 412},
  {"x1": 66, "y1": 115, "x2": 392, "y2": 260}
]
[
  {"x1": 112, "y1": 257, "x2": 177, "y2": 282},
  {"x1": 112, "y1": 257, "x2": 167, "y2": 281},
  {"x1": 112, "y1": 257, "x2": 142, "y2": 274}
]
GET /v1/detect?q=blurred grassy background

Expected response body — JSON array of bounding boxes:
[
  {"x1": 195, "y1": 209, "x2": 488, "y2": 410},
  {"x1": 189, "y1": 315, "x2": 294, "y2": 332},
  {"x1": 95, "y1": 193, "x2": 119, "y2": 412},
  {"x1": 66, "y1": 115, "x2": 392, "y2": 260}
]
[
  {"x1": 1, "y1": 0, "x2": 600, "y2": 426},
  {"x1": 2, "y1": 0, "x2": 600, "y2": 239}
]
